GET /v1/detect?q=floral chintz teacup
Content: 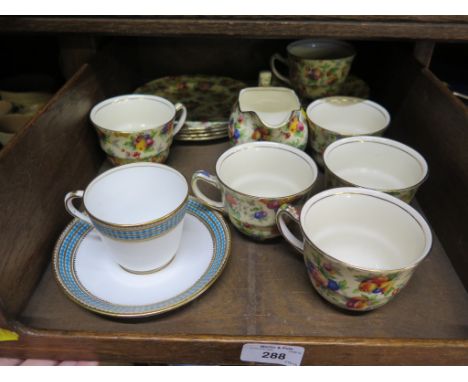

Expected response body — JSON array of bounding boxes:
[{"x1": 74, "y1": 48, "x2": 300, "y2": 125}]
[
  {"x1": 306, "y1": 96, "x2": 390, "y2": 167},
  {"x1": 270, "y1": 39, "x2": 355, "y2": 99},
  {"x1": 323, "y1": 136, "x2": 429, "y2": 203},
  {"x1": 276, "y1": 187, "x2": 432, "y2": 311},
  {"x1": 64, "y1": 163, "x2": 189, "y2": 274},
  {"x1": 90, "y1": 94, "x2": 187, "y2": 165},
  {"x1": 191, "y1": 141, "x2": 318, "y2": 240}
]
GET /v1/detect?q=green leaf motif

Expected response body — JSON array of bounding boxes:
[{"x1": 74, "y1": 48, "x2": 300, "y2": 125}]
[{"x1": 338, "y1": 280, "x2": 348, "y2": 290}]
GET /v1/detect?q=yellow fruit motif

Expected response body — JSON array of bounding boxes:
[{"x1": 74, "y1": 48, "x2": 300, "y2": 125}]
[
  {"x1": 251, "y1": 130, "x2": 262, "y2": 140},
  {"x1": 135, "y1": 139, "x2": 146, "y2": 151},
  {"x1": 289, "y1": 118, "x2": 298, "y2": 133}
]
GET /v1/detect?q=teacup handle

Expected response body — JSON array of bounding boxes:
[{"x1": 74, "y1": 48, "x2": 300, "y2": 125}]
[
  {"x1": 270, "y1": 53, "x2": 291, "y2": 85},
  {"x1": 191, "y1": 170, "x2": 225, "y2": 213},
  {"x1": 276, "y1": 204, "x2": 304, "y2": 255},
  {"x1": 173, "y1": 103, "x2": 187, "y2": 135},
  {"x1": 64, "y1": 190, "x2": 93, "y2": 225}
]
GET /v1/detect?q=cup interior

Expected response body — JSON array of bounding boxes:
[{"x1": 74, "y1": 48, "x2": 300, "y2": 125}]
[
  {"x1": 324, "y1": 137, "x2": 428, "y2": 190},
  {"x1": 306, "y1": 97, "x2": 390, "y2": 135},
  {"x1": 301, "y1": 189, "x2": 431, "y2": 271},
  {"x1": 288, "y1": 39, "x2": 355, "y2": 60},
  {"x1": 217, "y1": 143, "x2": 317, "y2": 198},
  {"x1": 84, "y1": 163, "x2": 188, "y2": 225},
  {"x1": 91, "y1": 95, "x2": 175, "y2": 133}
]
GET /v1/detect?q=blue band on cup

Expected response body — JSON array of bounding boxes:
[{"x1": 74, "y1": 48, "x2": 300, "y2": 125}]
[{"x1": 92, "y1": 203, "x2": 187, "y2": 241}]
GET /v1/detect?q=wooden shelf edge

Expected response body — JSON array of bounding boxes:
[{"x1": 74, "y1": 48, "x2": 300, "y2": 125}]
[
  {"x1": 0, "y1": 17, "x2": 468, "y2": 41},
  {"x1": 0, "y1": 323, "x2": 467, "y2": 365}
]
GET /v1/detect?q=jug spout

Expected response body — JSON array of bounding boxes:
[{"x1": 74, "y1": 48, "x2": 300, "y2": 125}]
[{"x1": 238, "y1": 87, "x2": 301, "y2": 128}]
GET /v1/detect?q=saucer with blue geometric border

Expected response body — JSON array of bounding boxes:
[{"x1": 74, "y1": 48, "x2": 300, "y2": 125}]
[{"x1": 53, "y1": 197, "x2": 231, "y2": 318}]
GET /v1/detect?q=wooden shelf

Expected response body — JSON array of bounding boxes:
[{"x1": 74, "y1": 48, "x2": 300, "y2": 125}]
[
  {"x1": 0, "y1": 16, "x2": 467, "y2": 40},
  {"x1": 0, "y1": 19, "x2": 467, "y2": 365}
]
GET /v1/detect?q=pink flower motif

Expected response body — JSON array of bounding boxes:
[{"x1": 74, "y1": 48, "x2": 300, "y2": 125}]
[
  {"x1": 266, "y1": 200, "x2": 280, "y2": 210},
  {"x1": 225, "y1": 193, "x2": 238, "y2": 206},
  {"x1": 323, "y1": 263, "x2": 335, "y2": 274}
]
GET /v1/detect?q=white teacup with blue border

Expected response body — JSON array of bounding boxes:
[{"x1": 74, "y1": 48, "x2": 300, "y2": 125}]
[{"x1": 64, "y1": 162, "x2": 188, "y2": 274}]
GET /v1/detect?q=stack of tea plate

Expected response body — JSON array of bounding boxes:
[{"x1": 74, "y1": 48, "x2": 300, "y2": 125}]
[
  {"x1": 135, "y1": 75, "x2": 247, "y2": 141},
  {"x1": 0, "y1": 90, "x2": 52, "y2": 148}
]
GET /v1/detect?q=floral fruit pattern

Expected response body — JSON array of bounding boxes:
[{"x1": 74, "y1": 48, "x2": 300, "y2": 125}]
[
  {"x1": 95, "y1": 121, "x2": 174, "y2": 165},
  {"x1": 325, "y1": 169, "x2": 419, "y2": 204},
  {"x1": 303, "y1": 243, "x2": 413, "y2": 311},
  {"x1": 135, "y1": 75, "x2": 246, "y2": 122},
  {"x1": 289, "y1": 56, "x2": 354, "y2": 99},
  {"x1": 224, "y1": 188, "x2": 310, "y2": 240},
  {"x1": 228, "y1": 106, "x2": 308, "y2": 150},
  {"x1": 307, "y1": 120, "x2": 343, "y2": 167}
]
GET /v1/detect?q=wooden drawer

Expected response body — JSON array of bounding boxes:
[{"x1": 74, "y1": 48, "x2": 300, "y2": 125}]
[{"x1": 0, "y1": 37, "x2": 467, "y2": 365}]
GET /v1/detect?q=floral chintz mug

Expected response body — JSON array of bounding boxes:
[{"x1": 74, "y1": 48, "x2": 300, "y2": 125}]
[
  {"x1": 270, "y1": 39, "x2": 355, "y2": 99},
  {"x1": 191, "y1": 141, "x2": 318, "y2": 240},
  {"x1": 64, "y1": 163, "x2": 189, "y2": 274},
  {"x1": 276, "y1": 187, "x2": 432, "y2": 311},
  {"x1": 90, "y1": 94, "x2": 187, "y2": 165}
]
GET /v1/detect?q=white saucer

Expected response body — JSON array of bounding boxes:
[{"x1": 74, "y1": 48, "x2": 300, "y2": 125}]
[{"x1": 53, "y1": 197, "x2": 231, "y2": 318}]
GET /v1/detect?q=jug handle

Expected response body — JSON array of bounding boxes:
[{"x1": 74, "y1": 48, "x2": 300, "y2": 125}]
[
  {"x1": 270, "y1": 53, "x2": 291, "y2": 85},
  {"x1": 276, "y1": 204, "x2": 304, "y2": 255}
]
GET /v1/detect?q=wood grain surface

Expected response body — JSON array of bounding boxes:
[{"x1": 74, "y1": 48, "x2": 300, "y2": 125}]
[
  {"x1": 0, "y1": 52, "x2": 138, "y2": 318},
  {"x1": 0, "y1": 16, "x2": 467, "y2": 40},
  {"x1": 389, "y1": 68, "x2": 468, "y2": 290}
]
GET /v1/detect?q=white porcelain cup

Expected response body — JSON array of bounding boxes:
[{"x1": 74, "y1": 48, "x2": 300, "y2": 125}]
[
  {"x1": 324, "y1": 136, "x2": 428, "y2": 203},
  {"x1": 306, "y1": 96, "x2": 391, "y2": 166},
  {"x1": 64, "y1": 163, "x2": 189, "y2": 274},
  {"x1": 276, "y1": 187, "x2": 432, "y2": 311},
  {"x1": 90, "y1": 94, "x2": 187, "y2": 166},
  {"x1": 192, "y1": 141, "x2": 318, "y2": 240}
]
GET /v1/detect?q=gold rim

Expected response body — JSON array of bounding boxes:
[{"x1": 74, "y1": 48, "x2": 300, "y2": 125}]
[
  {"x1": 323, "y1": 138, "x2": 428, "y2": 193},
  {"x1": 90, "y1": 95, "x2": 176, "y2": 135},
  {"x1": 83, "y1": 163, "x2": 189, "y2": 229},
  {"x1": 181, "y1": 123, "x2": 227, "y2": 132},
  {"x1": 306, "y1": 97, "x2": 390, "y2": 137},
  {"x1": 178, "y1": 131, "x2": 228, "y2": 138},
  {"x1": 216, "y1": 143, "x2": 318, "y2": 201},
  {"x1": 52, "y1": 197, "x2": 232, "y2": 318},
  {"x1": 175, "y1": 134, "x2": 228, "y2": 142},
  {"x1": 88, "y1": 194, "x2": 189, "y2": 230},
  {"x1": 300, "y1": 190, "x2": 432, "y2": 273}
]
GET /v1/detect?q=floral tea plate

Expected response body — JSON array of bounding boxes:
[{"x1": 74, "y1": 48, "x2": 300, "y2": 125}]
[
  {"x1": 135, "y1": 75, "x2": 247, "y2": 141},
  {"x1": 53, "y1": 197, "x2": 231, "y2": 318}
]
